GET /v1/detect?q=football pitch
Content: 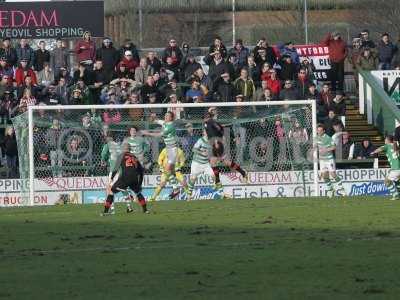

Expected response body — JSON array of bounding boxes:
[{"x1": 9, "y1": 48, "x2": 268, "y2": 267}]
[{"x1": 1, "y1": 197, "x2": 400, "y2": 300}]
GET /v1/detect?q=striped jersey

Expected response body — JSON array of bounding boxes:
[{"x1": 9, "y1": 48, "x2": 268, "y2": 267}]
[
  {"x1": 383, "y1": 144, "x2": 400, "y2": 170},
  {"x1": 126, "y1": 136, "x2": 146, "y2": 157},
  {"x1": 101, "y1": 141, "x2": 121, "y2": 172},
  {"x1": 156, "y1": 120, "x2": 177, "y2": 148},
  {"x1": 316, "y1": 133, "x2": 335, "y2": 160},
  {"x1": 192, "y1": 137, "x2": 211, "y2": 164}
]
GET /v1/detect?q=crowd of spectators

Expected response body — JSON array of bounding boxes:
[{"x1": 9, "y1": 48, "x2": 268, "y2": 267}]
[{"x1": 0, "y1": 29, "x2": 399, "y2": 177}]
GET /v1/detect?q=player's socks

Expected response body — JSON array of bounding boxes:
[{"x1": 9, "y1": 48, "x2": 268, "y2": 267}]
[
  {"x1": 103, "y1": 195, "x2": 114, "y2": 214},
  {"x1": 137, "y1": 193, "x2": 148, "y2": 213},
  {"x1": 187, "y1": 180, "x2": 194, "y2": 195},
  {"x1": 230, "y1": 162, "x2": 246, "y2": 177},
  {"x1": 212, "y1": 167, "x2": 221, "y2": 184},
  {"x1": 387, "y1": 181, "x2": 399, "y2": 199}
]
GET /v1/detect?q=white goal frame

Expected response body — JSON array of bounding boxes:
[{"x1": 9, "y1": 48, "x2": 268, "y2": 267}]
[{"x1": 27, "y1": 100, "x2": 318, "y2": 204}]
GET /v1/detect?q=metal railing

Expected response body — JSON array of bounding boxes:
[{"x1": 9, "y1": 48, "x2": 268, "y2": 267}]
[{"x1": 358, "y1": 70, "x2": 400, "y2": 136}]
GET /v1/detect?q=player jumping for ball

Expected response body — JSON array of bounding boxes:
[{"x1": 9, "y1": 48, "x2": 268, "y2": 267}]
[
  {"x1": 370, "y1": 135, "x2": 400, "y2": 200},
  {"x1": 101, "y1": 145, "x2": 148, "y2": 215},
  {"x1": 204, "y1": 109, "x2": 248, "y2": 194},
  {"x1": 315, "y1": 124, "x2": 345, "y2": 197}
]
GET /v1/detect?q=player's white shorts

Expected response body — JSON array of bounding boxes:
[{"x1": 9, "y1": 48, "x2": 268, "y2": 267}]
[
  {"x1": 190, "y1": 161, "x2": 214, "y2": 177},
  {"x1": 108, "y1": 171, "x2": 119, "y2": 185},
  {"x1": 387, "y1": 170, "x2": 400, "y2": 181},
  {"x1": 319, "y1": 159, "x2": 336, "y2": 172},
  {"x1": 166, "y1": 146, "x2": 177, "y2": 165}
]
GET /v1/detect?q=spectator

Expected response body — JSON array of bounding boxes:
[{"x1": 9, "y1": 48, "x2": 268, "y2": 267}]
[
  {"x1": 356, "y1": 47, "x2": 378, "y2": 71},
  {"x1": 34, "y1": 40, "x2": 50, "y2": 72},
  {"x1": 209, "y1": 36, "x2": 227, "y2": 59},
  {"x1": 69, "y1": 78, "x2": 92, "y2": 105},
  {"x1": 278, "y1": 42, "x2": 300, "y2": 65},
  {"x1": 193, "y1": 68, "x2": 212, "y2": 99},
  {"x1": 135, "y1": 58, "x2": 154, "y2": 85},
  {"x1": 72, "y1": 62, "x2": 92, "y2": 86},
  {"x1": 259, "y1": 87, "x2": 275, "y2": 102},
  {"x1": 91, "y1": 60, "x2": 109, "y2": 104},
  {"x1": 0, "y1": 38, "x2": 17, "y2": 67},
  {"x1": 161, "y1": 79, "x2": 184, "y2": 101},
  {"x1": 37, "y1": 62, "x2": 55, "y2": 88},
  {"x1": 181, "y1": 54, "x2": 201, "y2": 82},
  {"x1": 96, "y1": 38, "x2": 119, "y2": 81},
  {"x1": 186, "y1": 79, "x2": 204, "y2": 103},
  {"x1": 1, "y1": 91, "x2": 17, "y2": 120},
  {"x1": 323, "y1": 110, "x2": 341, "y2": 136},
  {"x1": 45, "y1": 118, "x2": 63, "y2": 177},
  {"x1": 348, "y1": 37, "x2": 362, "y2": 87},
  {"x1": 119, "y1": 39, "x2": 140, "y2": 64},
  {"x1": 328, "y1": 91, "x2": 346, "y2": 117},
  {"x1": 339, "y1": 131, "x2": 355, "y2": 160},
  {"x1": 112, "y1": 63, "x2": 134, "y2": 81},
  {"x1": 103, "y1": 103, "x2": 122, "y2": 125},
  {"x1": 126, "y1": 93, "x2": 144, "y2": 121},
  {"x1": 40, "y1": 85, "x2": 61, "y2": 105},
  {"x1": 118, "y1": 50, "x2": 139, "y2": 73},
  {"x1": 272, "y1": 116, "x2": 288, "y2": 170},
  {"x1": 279, "y1": 80, "x2": 299, "y2": 100},
  {"x1": 228, "y1": 39, "x2": 250, "y2": 69},
  {"x1": 0, "y1": 74, "x2": 11, "y2": 98},
  {"x1": 162, "y1": 39, "x2": 183, "y2": 68},
  {"x1": 260, "y1": 63, "x2": 272, "y2": 82},
  {"x1": 245, "y1": 56, "x2": 260, "y2": 86},
  {"x1": 233, "y1": 68, "x2": 256, "y2": 101},
  {"x1": 17, "y1": 74, "x2": 38, "y2": 100},
  {"x1": 300, "y1": 57, "x2": 316, "y2": 83},
  {"x1": 355, "y1": 139, "x2": 376, "y2": 159},
  {"x1": 50, "y1": 38, "x2": 69, "y2": 79},
  {"x1": 15, "y1": 59, "x2": 37, "y2": 86},
  {"x1": 205, "y1": 51, "x2": 229, "y2": 85},
  {"x1": 141, "y1": 76, "x2": 158, "y2": 103},
  {"x1": 146, "y1": 51, "x2": 162, "y2": 73},
  {"x1": 167, "y1": 93, "x2": 184, "y2": 119},
  {"x1": 253, "y1": 80, "x2": 268, "y2": 101},
  {"x1": 377, "y1": 33, "x2": 398, "y2": 70},
  {"x1": 253, "y1": 38, "x2": 277, "y2": 67},
  {"x1": 214, "y1": 72, "x2": 235, "y2": 102},
  {"x1": 319, "y1": 83, "x2": 334, "y2": 109},
  {"x1": 69, "y1": 88, "x2": 83, "y2": 105},
  {"x1": 265, "y1": 69, "x2": 281, "y2": 98},
  {"x1": 54, "y1": 77, "x2": 69, "y2": 105},
  {"x1": 306, "y1": 83, "x2": 320, "y2": 101},
  {"x1": 16, "y1": 39, "x2": 34, "y2": 69},
  {"x1": 19, "y1": 88, "x2": 37, "y2": 108},
  {"x1": 279, "y1": 55, "x2": 298, "y2": 81},
  {"x1": 0, "y1": 57, "x2": 14, "y2": 85},
  {"x1": 360, "y1": 29, "x2": 376, "y2": 49},
  {"x1": 1, "y1": 126, "x2": 18, "y2": 178},
  {"x1": 181, "y1": 123, "x2": 198, "y2": 157},
  {"x1": 288, "y1": 118, "x2": 309, "y2": 163},
  {"x1": 74, "y1": 31, "x2": 96, "y2": 64},
  {"x1": 226, "y1": 54, "x2": 239, "y2": 80},
  {"x1": 322, "y1": 31, "x2": 347, "y2": 92},
  {"x1": 58, "y1": 67, "x2": 73, "y2": 87},
  {"x1": 295, "y1": 68, "x2": 311, "y2": 99}
]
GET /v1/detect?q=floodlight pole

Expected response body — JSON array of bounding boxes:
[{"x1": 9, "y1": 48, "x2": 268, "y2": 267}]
[
  {"x1": 139, "y1": 0, "x2": 143, "y2": 48},
  {"x1": 232, "y1": 0, "x2": 236, "y2": 47},
  {"x1": 304, "y1": 0, "x2": 309, "y2": 44}
]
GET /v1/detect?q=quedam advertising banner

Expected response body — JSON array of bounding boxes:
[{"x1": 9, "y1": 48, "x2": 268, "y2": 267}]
[{"x1": 0, "y1": 1, "x2": 104, "y2": 39}]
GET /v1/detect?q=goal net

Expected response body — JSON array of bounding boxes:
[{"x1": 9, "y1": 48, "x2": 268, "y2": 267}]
[{"x1": 12, "y1": 101, "x2": 318, "y2": 205}]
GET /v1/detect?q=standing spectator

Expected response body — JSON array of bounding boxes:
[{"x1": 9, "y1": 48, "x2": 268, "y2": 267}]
[
  {"x1": 205, "y1": 51, "x2": 229, "y2": 86},
  {"x1": 162, "y1": 39, "x2": 183, "y2": 68},
  {"x1": 213, "y1": 72, "x2": 235, "y2": 102},
  {"x1": 319, "y1": 83, "x2": 334, "y2": 109},
  {"x1": 50, "y1": 38, "x2": 69, "y2": 79},
  {"x1": 167, "y1": 93, "x2": 184, "y2": 119},
  {"x1": 16, "y1": 39, "x2": 35, "y2": 69},
  {"x1": 118, "y1": 50, "x2": 139, "y2": 73},
  {"x1": 328, "y1": 91, "x2": 346, "y2": 117},
  {"x1": 74, "y1": 31, "x2": 96, "y2": 64},
  {"x1": 37, "y1": 62, "x2": 55, "y2": 88},
  {"x1": 300, "y1": 57, "x2": 316, "y2": 83},
  {"x1": 147, "y1": 51, "x2": 162, "y2": 73},
  {"x1": 253, "y1": 38, "x2": 277, "y2": 67},
  {"x1": 0, "y1": 57, "x2": 14, "y2": 84},
  {"x1": 0, "y1": 38, "x2": 17, "y2": 67},
  {"x1": 209, "y1": 36, "x2": 227, "y2": 59},
  {"x1": 245, "y1": 56, "x2": 260, "y2": 86},
  {"x1": 233, "y1": 68, "x2": 255, "y2": 101},
  {"x1": 228, "y1": 39, "x2": 249, "y2": 69},
  {"x1": 96, "y1": 38, "x2": 119, "y2": 81},
  {"x1": 288, "y1": 119, "x2": 309, "y2": 163},
  {"x1": 272, "y1": 116, "x2": 288, "y2": 170},
  {"x1": 119, "y1": 39, "x2": 140, "y2": 63},
  {"x1": 226, "y1": 54, "x2": 239, "y2": 80},
  {"x1": 278, "y1": 42, "x2": 300, "y2": 65},
  {"x1": 15, "y1": 59, "x2": 37, "y2": 87},
  {"x1": 355, "y1": 139, "x2": 376, "y2": 159},
  {"x1": 295, "y1": 68, "x2": 311, "y2": 99},
  {"x1": 377, "y1": 33, "x2": 398, "y2": 70},
  {"x1": 360, "y1": 29, "x2": 376, "y2": 49},
  {"x1": 265, "y1": 69, "x2": 281, "y2": 98},
  {"x1": 279, "y1": 55, "x2": 298, "y2": 81},
  {"x1": 45, "y1": 119, "x2": 63, "y2": 177},
  {"x1": 279, "y1": 80, "x2": 299, "y2": 100},
  {"x1": 348, "y1": 37, "x2": 362, "y2": 87},
  {"x1": 356, "y1": 47, "x2": 378, "y2": 71},
  {"x1": 91, "y1": 60, "x2": 109, "y2": 104},
  {"x1": 322, "y1": 31, "x2": 347, "y2": 92},
  {"x1": 34, "y1": 40, "x2": 50, "y2": 72},
  {"x1": 1, "y1": 126, "x2": 18, "y2": 178},
  {"x1": 135, "y1": 58, "x2": 154, "y2": 85}
]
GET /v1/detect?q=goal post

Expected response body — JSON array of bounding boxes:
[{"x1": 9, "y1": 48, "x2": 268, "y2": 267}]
[{"x1": 15, "y1": 100, "x2": 319, "y2": 205}]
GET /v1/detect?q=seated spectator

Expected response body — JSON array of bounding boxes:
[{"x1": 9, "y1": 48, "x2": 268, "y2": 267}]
[
  {"x1": 208, "y1": 36, "x2": 227, "y2": 59},
  {"x1": 377, "y1": 33, "x2": 398, "y2": 70},
  {"x1": 360, "y1": 29, "x2": 376, "y2": 49},
  {"x1": 72, "y1": 62, "x2": 93, "y2": 86},
  {"x1": 192, "y1": 68, "x2": 212, "y2": 100},
  {"x1": 161, "y1": 79, "x2": 184, "y2": 101},
  {"x1": 278, "y1": 41, "x2": 300, "y2": 65},
  {"x1": 0, "y1": 74, "x2": 13, "y2": 98},
  {"x1": 328, "y1": 91, "x2": 346, "y2": 117},
  {"x1": 126, "y1": 93, "x2": 144, "y2": 121},
  {"x1": 17, "y1": 75, "x2": 38, "y2": 100},
  {"x1": 253, "y1": 80, "x2": 268, "y2": 101},
  {"x1": 39, "y1": 85, "x2": 61, "y2": 105},
  {"x1": 323, "y1": 110, "x2": 342, "y2": 136},
  {"x1": 186, "y1": 79, "x2": 204, "y2": 103},
  {"x1": 234, "y1": 68, "x2": 255, "y2": 101},
  {"x1": 279, "y1": 80, "x2": 299, "y2": 100},
  {"x1": 141, "y1": 76, "x2": 158, "y2": 103},
  {"x1": 162, "y1": 39, "x2": 183, "y2": 68},
  {"x1": 34, "y1": 40, "x2": 50, "y2": 72},
  {"x1": 279, "y1": 55, "x2": 298, "y2": 81},
  {"x1": 259, "y1": 88, "x2": 275, "y2": 102},
  {"x1": 0, "y1": 57, "x2": 14, "y2": 84},
  {"x1": 228, "y1": 39, "x2": 250, "y2": 69},
  {"x1": 16, "y1": 38, "x2": 34, "y2": 68},
  {"x1": 69, "y1": 78, "x2": 92, "y2": 105},
  {"x1": 245, "y1": 55, "x2": 260, "y2": 86},
  {"x1": 213, "y1": 72, "x2": 235, "y2": 102},
  {"x1": 355, "y1": 139, "x2": 376, "y2": 159},
  {"x1": 319, "y1": 83, "x2": 334, "y2": 108},
  {"x1": 135, "y1": 58, "x2": 154, "y2": 85},
  {"x1": 146, "y1": 51, "x2": 162, "y2": 73},
  {"x1": 180, "y1": 53, "x2": 201, "y2": 82},
  {"x1": 19, "y1": 88, "x2": 36, "y2": 108},
  {"x1": 300, "y1": 57, "x2": 316, "y2": 82},
  {"x1": 163, "y1": 56, "x2": 179, "y2": 81},
  {"x1": 74, "y1": 31, "x2": 96, "y2": 64},
  {"x1": 119, "y1": 39, "x2": 140, "y2": 64},
  {"x1": 306, "y1": 83, "x2": 319, "y2": 101},
  {"x1": 54, "y1": 77, "x2": 69, "y2": 105},
  {"x1": 356, "y1": 47, "x2": 378, "y2": 71},
  {"x1": 15, "y1": 59, "x2": 37, "y2": 86},
  {"x1": 112, "y1": 63, "x2": 135, "y2": 81},
  {"x1": 0, "y1": 37, "x2": 18, "y2": 67},
  {"x1": 265, "y1": 69, "x2": 281, "y2": 97},
  {"x1": 295, "y1": 68, "x2": 311, "y2": 99},
  {"x1": 260, "y1": 63, "x2": 272, "y2": 82},
  {"x1": 37, "y1": 62, "x2": 55, "y2": 88},
  {"x1": 119, "y1": 50, "x2": 139, "y2": 73},
  {"x1": 335, "y1": 131, "x2": 355, "y2": 160},
  {"x1": 226, "y1": 54, "x2": 239, "y2": 80},
  {"x1": 69, "y1": 88, "x2": 84, "y2": 105}
]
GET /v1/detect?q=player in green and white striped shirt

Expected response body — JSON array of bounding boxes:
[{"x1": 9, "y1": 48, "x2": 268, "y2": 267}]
[
  {"x1": 126, "y1": 126, "x2": 147, "y2": 166},
  {"x1": 187, "y1": 129, "x2": 214, "y2": 197},
  {"x1": 316, "y1": 124, "x2": 345, "y2": 197},
  {"x1": 370, "y1": 135, "x2": 400, "y2": 200}
]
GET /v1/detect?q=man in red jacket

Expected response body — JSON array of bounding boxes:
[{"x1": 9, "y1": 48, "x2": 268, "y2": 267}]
[
  {"x1": 15, "y1": 58, "x2": 37, "y2": 86},
  {"x1": 322, "y1": 31, "x2": 347, "y2": 93},
  {"x1": 74, "y1": 31, "x2": 96, "y2": 64}
]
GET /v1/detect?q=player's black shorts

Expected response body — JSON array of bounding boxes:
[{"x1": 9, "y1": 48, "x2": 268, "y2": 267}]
[
  {"x1": 212, "y1": 140, "x2": 225, "y2": 157},
  {"x1": 111, "y1": 172, "x2": 143, "y2": 194}
]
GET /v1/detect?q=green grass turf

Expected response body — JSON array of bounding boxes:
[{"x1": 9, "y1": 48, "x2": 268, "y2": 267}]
[{"x1": 1, "y1": 197, "x2": 400, "y2": 300}]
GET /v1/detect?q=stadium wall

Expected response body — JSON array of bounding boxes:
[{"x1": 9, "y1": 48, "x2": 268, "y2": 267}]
[{"x1": 0, "y1": 169, "x2": 390, "y2": 207}]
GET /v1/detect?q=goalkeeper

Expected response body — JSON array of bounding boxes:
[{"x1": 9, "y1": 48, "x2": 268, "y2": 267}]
[
  {"x1": 370, "y1": 135, "x2": 400, "y2": 200},
  {"x1": 149, "y1": 146, "x2": 189, "y2": 201}
]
